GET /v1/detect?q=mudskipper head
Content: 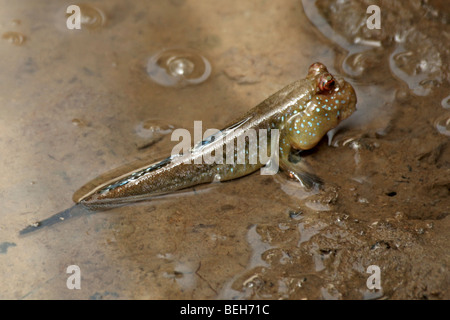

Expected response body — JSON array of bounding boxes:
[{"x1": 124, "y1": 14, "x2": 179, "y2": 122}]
[
  {"x1": 288, "y1": 62, "x2": 357, "y2": 150},
  {"x1": 309, "y1": 62, "x2": 357, "y2": 122}
]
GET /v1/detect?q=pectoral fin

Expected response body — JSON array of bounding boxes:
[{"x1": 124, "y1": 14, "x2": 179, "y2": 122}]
[
  {"x1": 280, "y1": 154, "x2": 323, "y2": 189},
  {"x1": 279, "y1": 131, "x2": 323, "y2": 189}
]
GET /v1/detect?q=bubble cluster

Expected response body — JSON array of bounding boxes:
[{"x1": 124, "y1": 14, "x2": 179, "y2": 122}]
[{"x1": 146, "y1": 48, "x2": 211, "y2": 87}]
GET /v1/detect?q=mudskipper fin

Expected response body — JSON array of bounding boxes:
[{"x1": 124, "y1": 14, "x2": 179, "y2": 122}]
[{"x1": 280, "y1": 150, "x2": 323, "y2": 189}]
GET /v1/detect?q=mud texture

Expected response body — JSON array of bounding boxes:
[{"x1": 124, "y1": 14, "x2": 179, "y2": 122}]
[{"x1": 0, "y1": 0, "x2": 448, "y2": 299}]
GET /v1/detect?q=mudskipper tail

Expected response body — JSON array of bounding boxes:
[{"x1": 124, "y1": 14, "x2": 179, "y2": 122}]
[{"x1": 19, "y1": 204, "x2": 88, "y2": 235}]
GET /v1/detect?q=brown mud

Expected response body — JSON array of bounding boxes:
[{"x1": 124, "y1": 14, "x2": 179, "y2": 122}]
[{"x1": 0, "y1": 0, "x2": 448, "y2": 299}]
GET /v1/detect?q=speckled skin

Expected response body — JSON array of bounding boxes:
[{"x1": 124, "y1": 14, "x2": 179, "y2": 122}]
[{"x1": 76, "y1": 63, "x2": 356, "y2": 207}]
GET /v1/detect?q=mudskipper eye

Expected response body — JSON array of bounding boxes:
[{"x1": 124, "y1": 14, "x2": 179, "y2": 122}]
[{"x1": 318, "y1": 74, "x2": 335, "y2": 92}]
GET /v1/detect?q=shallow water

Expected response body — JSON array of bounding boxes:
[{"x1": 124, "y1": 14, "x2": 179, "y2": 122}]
[{"x1": 0, "y1": 0, "x2": 448, "y2": 299}]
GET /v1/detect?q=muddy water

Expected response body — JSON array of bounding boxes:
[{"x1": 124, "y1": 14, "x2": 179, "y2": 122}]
[{"x1": 0, "y1": 0, "x2": 448, "y2": 299}]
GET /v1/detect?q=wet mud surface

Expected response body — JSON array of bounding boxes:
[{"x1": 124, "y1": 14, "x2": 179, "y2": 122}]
[{"x1": 0, "y1": 0, "x2": 448, "y2": 299}]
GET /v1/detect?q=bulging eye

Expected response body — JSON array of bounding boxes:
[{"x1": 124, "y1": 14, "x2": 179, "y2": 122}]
[{"x1": 318, "y1": 74, "x2": 335, "y2": 92}]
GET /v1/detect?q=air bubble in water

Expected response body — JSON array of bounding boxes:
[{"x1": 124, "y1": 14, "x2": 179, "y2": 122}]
[
  {"x1": 2, "y1": 31, "x2": 26, "y2": 46},
  {"x1": 168, "y1": 57, "x2": 194, "y2": 76},
  {"x1": 58, "y1": 3, "x2": 106, "y2": 31},
  {"x1": 442, "y1": 95, "x2": 450, "y2": 109},
  {"x1": 134, "y1": 120, "x2": 174, "y2": 150},
  {"x1": 146, "y1": 48, "x2": 211, "y2": 87},
  {"x1": 71, "y1": 118, "x2": 87, "y2": 127},
  {"x1": 135, "y1": 120, "x2": 174, "y2": 140},
  {"x1": 435, "y1": 114, "x2": 450, "y2": 136},
  {"x1": 76, "y1": 4, "x2": 106, "y2": 30}
]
